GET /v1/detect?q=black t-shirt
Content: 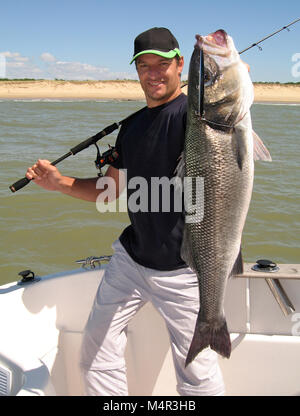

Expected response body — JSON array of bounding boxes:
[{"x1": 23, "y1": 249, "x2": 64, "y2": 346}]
[{"x1": 111, "y1": 93, "x2": 187, "y2": 270}]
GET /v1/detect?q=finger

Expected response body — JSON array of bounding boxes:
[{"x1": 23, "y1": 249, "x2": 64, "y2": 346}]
[
  {"x1": 27, "y1": 163, "x2": 48, "y2": 179},
  {"x1": 241, "y1": 60, "x2": 250, "y2": 72},
  {"x1": 37, "y1": 159, "x2": 52, "y2": 169},
  {"x1": 35, "y1": 160, "x2": 48, "y2": 172},
  {"x1": 26, "y1": 167, "x2": 38, "y2": 180},
  {"x1": 26, "y1": 159, "x2": 55, "y2": 181},
  {"x1": 37, "y1": 159, "x2": 58, "y2": 175},
  {"x1": 33, "y1": 166, "x2": 46, "y2": 176}
]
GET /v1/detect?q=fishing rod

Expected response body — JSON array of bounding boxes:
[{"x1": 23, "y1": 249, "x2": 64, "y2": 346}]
[
  {"x1": 239, "y1": 17, "x2": 300, "y2": 54},
  {"x1": 9, "y1": 18, "x2": 300, "y2": 193},
  {"x1": 9, "y1": 106, "x2": 146, "y2": 193},
  {"x1": 178, "y1": 18, "x2": 300, "y2": 90},
  {"x1": 9, "y1": 122, "x2": 120, "y2": 192}
]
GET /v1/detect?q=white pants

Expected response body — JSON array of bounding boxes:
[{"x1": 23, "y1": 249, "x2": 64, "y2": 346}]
[{"x1": 80, "y1": 240, "x2": 225, "y2": 396}]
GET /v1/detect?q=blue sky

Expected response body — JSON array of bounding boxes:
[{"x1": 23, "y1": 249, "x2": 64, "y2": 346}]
[{"x1": 1, "y1": 0, "x2": 300, "y2": 82}]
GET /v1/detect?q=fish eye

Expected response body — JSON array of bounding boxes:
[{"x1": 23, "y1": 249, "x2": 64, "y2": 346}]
[{"x1": 204, "y1": 70, "x2": 212, "y2": 85}]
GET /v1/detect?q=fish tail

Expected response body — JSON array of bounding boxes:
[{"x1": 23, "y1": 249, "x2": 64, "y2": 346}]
[{"x1": 185, "y1": 319, "x2": 231, "y2": 367}]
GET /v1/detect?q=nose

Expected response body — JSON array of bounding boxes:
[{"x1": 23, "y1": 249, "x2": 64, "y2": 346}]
[{"x1": 146, "y1": 65, "x2": 162, "y2": 79}]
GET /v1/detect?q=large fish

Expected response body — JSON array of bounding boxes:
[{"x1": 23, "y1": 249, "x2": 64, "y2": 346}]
[{"x1": 180, "y1": 29, "x2": 271, "y2": 366}]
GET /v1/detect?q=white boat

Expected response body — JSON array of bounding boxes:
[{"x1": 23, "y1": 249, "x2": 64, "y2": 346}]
[{"x1": 0, "y1": 257, "x2": 300, "y2": 396}]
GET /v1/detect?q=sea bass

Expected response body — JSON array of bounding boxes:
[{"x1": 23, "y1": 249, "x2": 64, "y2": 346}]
[{"x1": 181, "y1": 29, "x2": 271, "y2": 366}]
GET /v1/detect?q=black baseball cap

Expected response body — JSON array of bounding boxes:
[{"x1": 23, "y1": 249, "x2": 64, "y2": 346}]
[{"x1": 130, "y1": 27, "x2": 181, "y2": 64}]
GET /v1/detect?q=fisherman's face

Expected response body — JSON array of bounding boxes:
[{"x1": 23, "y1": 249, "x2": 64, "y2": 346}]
[{"x1": 136, "y1": 54, "x2": 184, "y2": 108}]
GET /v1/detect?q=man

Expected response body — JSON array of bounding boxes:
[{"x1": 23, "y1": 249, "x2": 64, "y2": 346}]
[{"x1": 26, "y1": 27, "x2": 225, "y2": 396}]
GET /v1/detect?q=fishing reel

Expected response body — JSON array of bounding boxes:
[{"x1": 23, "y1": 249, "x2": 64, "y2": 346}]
[{"x1": 94, "y1": 143, "x2": 119, "y2": 177}]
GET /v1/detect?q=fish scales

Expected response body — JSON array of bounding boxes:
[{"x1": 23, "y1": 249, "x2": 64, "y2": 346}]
[
  {"x1": 181, "y1": 29, "x2": 257, "y2": 366},
  {"x1": 185, "y1": 120, "x2": 252, "y2": 320}
]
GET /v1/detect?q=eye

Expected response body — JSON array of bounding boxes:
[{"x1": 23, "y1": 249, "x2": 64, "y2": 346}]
[{"x1": 204, "y1": 70, "x2": 212, "y2": 85}]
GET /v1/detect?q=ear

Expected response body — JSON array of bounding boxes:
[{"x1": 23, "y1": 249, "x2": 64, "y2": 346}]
[{"x1": 178, "y1": 56, "x2": 184, "y2": 74}]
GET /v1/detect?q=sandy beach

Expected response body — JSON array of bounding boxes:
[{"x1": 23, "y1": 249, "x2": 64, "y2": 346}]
[{"x1": 0, "y1": 80, "x2": 299, "y2": 103}]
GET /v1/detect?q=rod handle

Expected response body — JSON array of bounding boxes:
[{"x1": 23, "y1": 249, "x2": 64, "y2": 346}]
[{"x1": 9, "y1": 177, "x2": 31, "y2": 193}]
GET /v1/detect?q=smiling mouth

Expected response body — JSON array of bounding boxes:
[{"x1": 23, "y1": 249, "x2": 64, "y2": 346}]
[{"x1": 148, "y1": 81, "x2": 164, "y2": 87}]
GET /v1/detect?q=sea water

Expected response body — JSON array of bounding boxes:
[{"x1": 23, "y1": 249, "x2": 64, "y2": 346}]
[{"x1": 0, "y1": 99, "x2": 299, "y2": 284}]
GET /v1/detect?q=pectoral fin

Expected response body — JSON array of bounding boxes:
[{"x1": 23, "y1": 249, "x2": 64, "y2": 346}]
[
  {"x1": 232, "y1": 127, "x2": 248, "y2": 170},
  {"x1": 253, "y1": 130, "x2": 272, "y2": 161}
]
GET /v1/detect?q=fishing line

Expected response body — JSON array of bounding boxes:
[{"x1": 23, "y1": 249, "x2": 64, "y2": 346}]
[
  {"x1": 195, "y1": 18, "x2": 300, "y2": 122},
  {"x1": 239, "y1": 17, "x2": 300, "y2": 54},
  {"x1": 181, "y1": 17, "x2": 300, "y2": 90}
]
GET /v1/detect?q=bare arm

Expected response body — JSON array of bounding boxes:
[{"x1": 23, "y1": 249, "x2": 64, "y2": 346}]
[{"x1": 26, "y1": 159, "x2": 125, "y2": 202}]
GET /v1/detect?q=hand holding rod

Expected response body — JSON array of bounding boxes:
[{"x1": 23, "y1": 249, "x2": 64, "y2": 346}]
[
  {"x1": 9, "y1": 103, "x2": 148, "y2": 193},
  {"x1": 9, "y1": 121, "x2": 120, "y2": 193}
]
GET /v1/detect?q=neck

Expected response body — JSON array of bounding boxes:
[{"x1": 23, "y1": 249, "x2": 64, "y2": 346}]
[{"x1": 147, "y1": 87, "x2": 182, "y2": 108}]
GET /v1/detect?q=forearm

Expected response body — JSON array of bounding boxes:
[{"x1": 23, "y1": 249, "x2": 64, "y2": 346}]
[
  {"x1": 26, "y1": 160, "x2": 123, "y2": 203},
  {"x1": 58, "y1": 176, "x2": 100, "y2": 202}
]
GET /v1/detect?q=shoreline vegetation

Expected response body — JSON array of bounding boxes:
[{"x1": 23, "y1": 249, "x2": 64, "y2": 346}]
[{"x1": 0, "y1": 79, "x2": 299, "y2": 102}]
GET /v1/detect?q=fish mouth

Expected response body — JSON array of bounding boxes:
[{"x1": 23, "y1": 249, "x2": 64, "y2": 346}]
[
  {"x1": 195, "y1": 29, "x2": 230, "y2": 57},
  {"x1": 207, "y1": 29, "x2": 228, "y2": 47}
]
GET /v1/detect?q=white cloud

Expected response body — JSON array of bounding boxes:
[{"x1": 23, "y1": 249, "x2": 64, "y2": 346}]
[
  {"x1": 1, "y1": 50, "x2": 42, "y2": 78},
  {"x1": 40, "y1": 52, "x2": 56, "y2": 63},
  {"x1": 45, "y1": 60, "x2": 111, "y2": 80},
  {"x1": 41, "y1": 55, "x2": 136, "y2": 80},
  {"x1": 1, "y1": 51, "x2": 29, "y2": 62},
  {"x1": 1, "y1": 51, "x2": 20, "y2": 58},
  {"x1": 0, "y1": 50, "x2": 137, "y2": 80},
  {"x1": 7, "y1": 61, "x2": 25, "y2": 68}
]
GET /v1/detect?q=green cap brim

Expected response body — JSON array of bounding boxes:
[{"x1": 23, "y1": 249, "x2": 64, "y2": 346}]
[{"x1": 130, "y1": 48, "x2": 181, "y2": 64}]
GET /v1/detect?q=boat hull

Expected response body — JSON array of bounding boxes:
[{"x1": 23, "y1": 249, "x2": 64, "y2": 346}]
[{"x1": 0, "y1": 263, "x2": 300, "y2": 395}]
